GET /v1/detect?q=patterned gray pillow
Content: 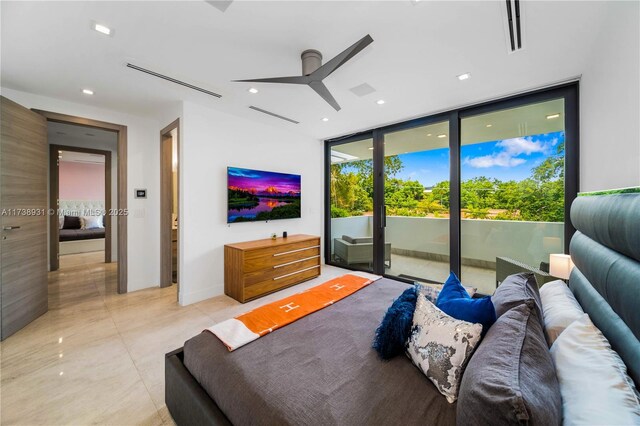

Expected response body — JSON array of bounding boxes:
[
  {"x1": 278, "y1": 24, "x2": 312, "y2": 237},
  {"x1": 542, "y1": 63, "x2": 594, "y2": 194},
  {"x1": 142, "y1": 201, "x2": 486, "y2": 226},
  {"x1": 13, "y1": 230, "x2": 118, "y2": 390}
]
[{"x1": 406, "y1": 294, "x2": 483, "y2": 403}]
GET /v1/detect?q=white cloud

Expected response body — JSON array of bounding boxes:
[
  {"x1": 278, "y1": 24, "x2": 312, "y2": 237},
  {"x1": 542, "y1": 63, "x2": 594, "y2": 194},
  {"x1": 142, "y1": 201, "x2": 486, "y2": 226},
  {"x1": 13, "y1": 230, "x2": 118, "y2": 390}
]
[
  {"x1": 464, "y1": 136, "x2": 554, "y2": 169},
  {"x1": 464, "y1": 153, "x2": 527, "y2": 168},
  {"x1": 496, "y1": 137, "x2": 552, "y2": 156}
]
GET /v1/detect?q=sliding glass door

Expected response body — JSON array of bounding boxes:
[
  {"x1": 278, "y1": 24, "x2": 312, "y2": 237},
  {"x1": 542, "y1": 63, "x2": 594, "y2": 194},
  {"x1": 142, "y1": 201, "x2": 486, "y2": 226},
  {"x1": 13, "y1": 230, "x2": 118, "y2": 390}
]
[
  {"x1": 328, "y1": 135, "x2": 375, "y2": 273},
  {"x1": 325, "y1": 83, "x2": 578, "y2": 289},
  {"x1": 381, "y1": 121, "x2": 451, "y2": 284},
  {"x1": 460, "y1": 98, "x2": 567, "y2": 293}
]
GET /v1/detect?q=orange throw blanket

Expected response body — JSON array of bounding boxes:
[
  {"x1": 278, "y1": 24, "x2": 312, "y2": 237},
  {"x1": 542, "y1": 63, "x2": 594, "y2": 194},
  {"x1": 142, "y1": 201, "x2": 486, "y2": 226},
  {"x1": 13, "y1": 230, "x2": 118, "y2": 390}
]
[{"x1": 207, "y1": 272, "x2": 381, "y2": 351}]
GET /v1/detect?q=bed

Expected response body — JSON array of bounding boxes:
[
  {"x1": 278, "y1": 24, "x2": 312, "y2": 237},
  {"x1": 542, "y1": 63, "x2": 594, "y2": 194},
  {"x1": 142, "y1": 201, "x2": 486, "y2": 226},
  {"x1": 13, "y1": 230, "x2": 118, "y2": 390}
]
[
  {"x1": 58, "y1": 200, "x2": 106, "y2": 255},
  {"x1": 165, "y1": 193, "x2": 640, "y2": 425}
]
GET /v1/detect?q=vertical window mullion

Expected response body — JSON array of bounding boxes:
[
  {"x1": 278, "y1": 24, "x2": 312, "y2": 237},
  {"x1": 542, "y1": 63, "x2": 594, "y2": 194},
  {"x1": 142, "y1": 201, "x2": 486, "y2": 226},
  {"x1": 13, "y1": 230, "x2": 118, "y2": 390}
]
[
  {"x1": 372, "y1": 129, "x2": 385, "y2": 275},
  {"x1": 449, "y1": 112, "x2": 461, "y2": 277}
]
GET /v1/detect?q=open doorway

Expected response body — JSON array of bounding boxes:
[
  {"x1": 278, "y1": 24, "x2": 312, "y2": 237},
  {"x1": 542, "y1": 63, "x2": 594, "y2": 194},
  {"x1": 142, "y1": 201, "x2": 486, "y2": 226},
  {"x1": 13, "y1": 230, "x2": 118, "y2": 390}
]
[
  {"x1": 160, "y1": 119, "x2": 179, "y2": 292},
  {"x1": 39, "y1": 110, "x2": 128, "y2": 294},
  {"x1": 50, "y1": 142, "x2": 112, "y2": 270}
]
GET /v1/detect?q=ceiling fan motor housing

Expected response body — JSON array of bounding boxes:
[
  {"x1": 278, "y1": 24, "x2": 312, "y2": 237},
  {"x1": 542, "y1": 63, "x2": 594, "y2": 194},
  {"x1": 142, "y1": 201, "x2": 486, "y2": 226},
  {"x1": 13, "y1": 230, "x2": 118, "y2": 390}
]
[{"x1": 301, "y1": 49, "x2": 322, "y2": 76}]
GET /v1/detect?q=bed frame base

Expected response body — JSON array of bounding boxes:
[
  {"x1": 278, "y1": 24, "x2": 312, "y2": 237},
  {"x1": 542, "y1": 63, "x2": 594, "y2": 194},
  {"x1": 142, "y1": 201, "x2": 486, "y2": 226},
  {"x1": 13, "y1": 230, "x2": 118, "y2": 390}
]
[{"x1": 165, "y1": 348, "x2": 231, "y2": 426}]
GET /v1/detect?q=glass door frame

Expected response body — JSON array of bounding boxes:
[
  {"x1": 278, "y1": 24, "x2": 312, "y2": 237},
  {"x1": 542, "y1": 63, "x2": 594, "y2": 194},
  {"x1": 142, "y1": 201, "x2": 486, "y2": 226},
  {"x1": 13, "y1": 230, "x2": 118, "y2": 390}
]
[{"x1": 325, "y1": 82, "x2": 579, "y2": 282}]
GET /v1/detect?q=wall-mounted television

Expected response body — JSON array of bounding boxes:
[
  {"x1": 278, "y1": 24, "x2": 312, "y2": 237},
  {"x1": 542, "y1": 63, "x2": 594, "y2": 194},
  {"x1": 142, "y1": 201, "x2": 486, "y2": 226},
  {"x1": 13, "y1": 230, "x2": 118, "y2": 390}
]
[{"x1": 227, "y1": 167, "x2": 301, "y2": 223}]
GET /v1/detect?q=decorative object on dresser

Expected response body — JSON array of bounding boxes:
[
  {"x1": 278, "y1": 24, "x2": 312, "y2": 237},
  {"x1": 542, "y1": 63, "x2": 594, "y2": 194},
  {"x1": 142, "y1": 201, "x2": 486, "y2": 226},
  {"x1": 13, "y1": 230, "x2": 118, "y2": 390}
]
[{"x1": 224, "y1": 234, "x2": 321, "y2": 303}]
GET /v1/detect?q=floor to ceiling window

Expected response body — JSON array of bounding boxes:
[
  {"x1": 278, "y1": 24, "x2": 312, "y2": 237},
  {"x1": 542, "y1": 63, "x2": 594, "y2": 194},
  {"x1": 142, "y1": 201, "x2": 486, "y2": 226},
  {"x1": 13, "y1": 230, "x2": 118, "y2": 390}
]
[
  {"x1": 382, "y1": 121, "x2": 451, "y2": 284},
  {"x1": 460, "y1": 98, "x2": 567, "y2": 292},
  {"x1": 328, "y1": 135, "x2": 375, "y2": 273},
  {"x1": 325, "y1": 83, "x2": 578, "y2": 294}
]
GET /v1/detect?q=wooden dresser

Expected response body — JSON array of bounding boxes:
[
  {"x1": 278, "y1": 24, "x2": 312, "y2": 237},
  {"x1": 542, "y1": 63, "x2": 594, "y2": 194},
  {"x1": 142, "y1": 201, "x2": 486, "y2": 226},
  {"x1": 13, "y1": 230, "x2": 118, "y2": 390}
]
[{"x1": 224, "y1": 234, "x2": 321, "y2": 303}]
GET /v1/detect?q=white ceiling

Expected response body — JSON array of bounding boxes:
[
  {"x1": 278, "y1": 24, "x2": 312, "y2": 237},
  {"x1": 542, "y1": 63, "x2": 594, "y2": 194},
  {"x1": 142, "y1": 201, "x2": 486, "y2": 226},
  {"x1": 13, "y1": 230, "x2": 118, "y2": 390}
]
[
  {"x1": 47, "y1": 121, "x2": 118, "y2": 148},
  {"x1": 1, "y1": 1, "x2": 609, "y2": 140},
  {"x1": 59, "y1": 150, "x2": 106, "y2": 164}
]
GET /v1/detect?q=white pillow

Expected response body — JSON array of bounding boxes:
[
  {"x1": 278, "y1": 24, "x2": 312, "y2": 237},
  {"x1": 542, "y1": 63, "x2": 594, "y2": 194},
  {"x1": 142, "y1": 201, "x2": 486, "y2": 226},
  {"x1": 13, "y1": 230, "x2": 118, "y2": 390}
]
[
  {"x1": 550, "y1": 314, "x2": 640, "y2": 426},
  {"x1": 540, "y1": 279, "x2": 584, "y2": 346},
  {"x1": 58, "y1": 215, "x2": 64, "y2": 230},
  {"x1": 406, "y1": 294, "x2": 482, "y2": 403},
  {"x1": 81, "y1": 215, "x2": 103, "y2": 230}
]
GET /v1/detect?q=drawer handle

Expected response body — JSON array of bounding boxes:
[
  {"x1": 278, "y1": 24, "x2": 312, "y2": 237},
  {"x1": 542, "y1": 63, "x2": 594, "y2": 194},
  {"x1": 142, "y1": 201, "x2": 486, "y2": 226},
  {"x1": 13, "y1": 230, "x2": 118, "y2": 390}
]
[
  {"x1": 273, "y1": 265, "x2": 319, "y2": 280},
  {"x1": 273, "y1": 245, "x2": 320, "y2": 257},
  {"x1": 273, "y1": 255, "x2": 320, "y2": 269}
]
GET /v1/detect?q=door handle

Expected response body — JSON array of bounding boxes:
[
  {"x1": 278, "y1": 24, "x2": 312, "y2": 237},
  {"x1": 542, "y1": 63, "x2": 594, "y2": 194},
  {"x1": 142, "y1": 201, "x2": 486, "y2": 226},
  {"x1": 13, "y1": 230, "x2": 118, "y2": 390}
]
[{"x1": 3, "y1": 226, "x2": 21, "y2": 230}]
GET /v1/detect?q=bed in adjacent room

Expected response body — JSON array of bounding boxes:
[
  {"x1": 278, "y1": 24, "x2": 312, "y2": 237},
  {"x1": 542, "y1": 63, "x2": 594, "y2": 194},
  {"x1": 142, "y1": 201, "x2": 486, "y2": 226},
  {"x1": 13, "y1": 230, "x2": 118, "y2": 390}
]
[
  {"x1": 58, "y1": 200, "x2": 106, "y2": 255},
  {"x1": 165, "y1": 193, "x2": 640, "y2": 426}
]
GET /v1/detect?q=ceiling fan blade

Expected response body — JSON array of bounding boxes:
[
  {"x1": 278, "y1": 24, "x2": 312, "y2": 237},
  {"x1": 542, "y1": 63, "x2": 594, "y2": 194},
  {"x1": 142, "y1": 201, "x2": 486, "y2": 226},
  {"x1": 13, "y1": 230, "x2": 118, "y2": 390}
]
[
  {"x1": 309, "y1": 81, "x2": 341, "y2": 111},
  {"x1": 233, "y1": 76, "x2": 310, "y2": 85},
  {"x1": 311, "y1": 34, "x2": 373, "y2": 81}
]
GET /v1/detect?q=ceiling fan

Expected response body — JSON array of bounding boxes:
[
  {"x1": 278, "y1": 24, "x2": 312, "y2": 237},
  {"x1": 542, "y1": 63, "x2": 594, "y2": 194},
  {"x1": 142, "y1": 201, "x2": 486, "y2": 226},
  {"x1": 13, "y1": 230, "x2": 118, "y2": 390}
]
[{"x1": 234, "y1": 34, "x2": 373, "y2": 111}]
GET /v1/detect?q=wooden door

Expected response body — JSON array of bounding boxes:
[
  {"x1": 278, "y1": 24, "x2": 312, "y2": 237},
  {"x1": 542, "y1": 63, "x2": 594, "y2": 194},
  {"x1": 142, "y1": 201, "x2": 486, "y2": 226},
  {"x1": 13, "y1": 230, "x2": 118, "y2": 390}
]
[
  {"x1": 160, "y1": 119, "x2": 179, "y2": 290},
  {"x1": 160, "y1": 131, "x2": 173, "y2": 287},
  {"x1": 1, "y1": 96, "x2": 48, "y2": 340}
]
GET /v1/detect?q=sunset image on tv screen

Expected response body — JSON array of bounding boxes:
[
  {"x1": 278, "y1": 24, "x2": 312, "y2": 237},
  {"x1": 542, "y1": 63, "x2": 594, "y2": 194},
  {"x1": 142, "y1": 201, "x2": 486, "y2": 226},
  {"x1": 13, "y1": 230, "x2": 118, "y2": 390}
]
[{"x1": 227, "y1": 167, "x2": 301, "y2": 223}]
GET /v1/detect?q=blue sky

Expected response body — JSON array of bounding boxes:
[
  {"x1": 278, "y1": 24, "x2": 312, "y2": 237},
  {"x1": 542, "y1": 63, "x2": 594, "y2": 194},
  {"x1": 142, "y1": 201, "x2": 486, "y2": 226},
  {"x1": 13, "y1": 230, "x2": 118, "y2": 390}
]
[{"x1": 394, "y1": 131, "x2": 565, "y2": 186}]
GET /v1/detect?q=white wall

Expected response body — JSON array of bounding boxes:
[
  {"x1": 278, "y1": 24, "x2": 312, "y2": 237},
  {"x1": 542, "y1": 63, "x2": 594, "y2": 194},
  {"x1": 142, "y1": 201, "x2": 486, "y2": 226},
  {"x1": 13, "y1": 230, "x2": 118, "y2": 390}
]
[
  {"x1": 1, "y1": 87, "x2": 162, "y2": 292},
  {"x1": 580, "y1": 1, "x2": 640, "y2": 191},
  {"x1": 179, "y1": 101, "x2": 323, "y2": 305}
]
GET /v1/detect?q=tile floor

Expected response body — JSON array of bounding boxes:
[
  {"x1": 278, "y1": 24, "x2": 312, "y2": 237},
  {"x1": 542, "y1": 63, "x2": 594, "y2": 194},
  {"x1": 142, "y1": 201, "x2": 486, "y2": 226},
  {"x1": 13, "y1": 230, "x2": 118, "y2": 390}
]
[{"x1": 0, "y1": 251, "x2": 348, "y2": 425}]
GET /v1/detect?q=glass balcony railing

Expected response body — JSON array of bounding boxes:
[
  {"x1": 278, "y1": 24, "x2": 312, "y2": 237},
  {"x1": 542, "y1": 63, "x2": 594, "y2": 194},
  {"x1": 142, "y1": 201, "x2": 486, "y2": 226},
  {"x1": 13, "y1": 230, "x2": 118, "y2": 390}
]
[{"x1": 330, "y1": 215, "x2": 562, "y2": 294}]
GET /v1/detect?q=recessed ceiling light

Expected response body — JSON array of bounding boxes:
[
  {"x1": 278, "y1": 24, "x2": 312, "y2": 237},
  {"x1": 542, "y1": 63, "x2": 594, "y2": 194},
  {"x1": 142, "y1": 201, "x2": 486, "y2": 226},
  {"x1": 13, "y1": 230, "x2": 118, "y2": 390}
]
[
  {"x1": 368, "y1": 147, "x2": 374, "y2": 150},
  {"x1": 376, "y1": 99, "x2": 385, "y2": 105},
  {"x1": 82, "y1": 89, "x2": 94, "y2": 95},
  {"x1": 93, "y1": 23, "x2": 111, "y2": 35},
  {"x1": 321, "y1": 117, "x2": 329, "y2": 122},
  {"x1": 546, "y1": 113, "x2": 560, "y2": 120},
  {"x1": 486, "y1": 124, "x2": 493, "y2": 128},
  {"x1": 426, "y1": 133, "x2": 432, "y2": 137},
  {"x1": 437, "y1": 134, "x2": 447, "y2": 138},
  {"x1": 248, "y1": 87, "x2": 259, "y2": 94},
  {"x1": 457, "y1": 73, "x2": 471, "y2": 81}
]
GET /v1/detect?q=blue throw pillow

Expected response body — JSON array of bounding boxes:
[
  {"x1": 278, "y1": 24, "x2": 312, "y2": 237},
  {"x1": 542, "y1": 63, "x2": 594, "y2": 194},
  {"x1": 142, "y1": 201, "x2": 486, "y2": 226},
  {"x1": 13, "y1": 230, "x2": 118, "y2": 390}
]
[
  {"x1": 436, "y1": 272, "x2": 496, "y2": 334},
  {"x1": 373, "y1": 286, "x2": 418, "y2": 360}
]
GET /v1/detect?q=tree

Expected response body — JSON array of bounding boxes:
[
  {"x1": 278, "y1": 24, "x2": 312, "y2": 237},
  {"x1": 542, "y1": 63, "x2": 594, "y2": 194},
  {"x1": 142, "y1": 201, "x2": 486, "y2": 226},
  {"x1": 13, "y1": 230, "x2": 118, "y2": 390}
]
[
  {"x1": 532, "y1": 141, "x2": 564, "y2": 181},
  {"x1": 330, "y1": 138, "x2": 565, "y2": 222}
]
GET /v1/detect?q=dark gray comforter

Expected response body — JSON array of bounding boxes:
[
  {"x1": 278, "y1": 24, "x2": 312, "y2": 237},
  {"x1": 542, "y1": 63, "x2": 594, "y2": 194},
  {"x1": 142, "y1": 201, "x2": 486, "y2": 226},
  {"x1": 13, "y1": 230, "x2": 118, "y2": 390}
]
[
  {"x1": 59, "y1": 228, "x2": 105, "y2": 242},
  {"x1": 183, "y1": 278, "x2": 456, "y2": 426}
]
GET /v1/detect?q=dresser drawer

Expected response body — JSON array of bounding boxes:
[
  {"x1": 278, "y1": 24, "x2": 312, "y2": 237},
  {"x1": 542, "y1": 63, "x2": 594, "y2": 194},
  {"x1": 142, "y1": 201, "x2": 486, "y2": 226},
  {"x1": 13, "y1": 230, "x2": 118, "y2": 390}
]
[
  {"x1": 244, "y1": 239, "x2": 320, "y2": 260},
  {"x1": 243, "y1": 265, "x2": 321, "y2": 301},
  {"x1": 243, "y1": 246, "x2": 320, "y2": 272},
  {"x1": 243, "y1": 256, "x2": 320, "y2": 286}
]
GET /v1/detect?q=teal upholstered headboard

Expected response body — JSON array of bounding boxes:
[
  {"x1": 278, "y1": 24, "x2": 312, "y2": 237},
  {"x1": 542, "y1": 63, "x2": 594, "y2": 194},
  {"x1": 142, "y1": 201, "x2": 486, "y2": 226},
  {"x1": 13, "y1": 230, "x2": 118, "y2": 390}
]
[{"x1": 569, "y1": 193, "x2": 640, "y2": 386}]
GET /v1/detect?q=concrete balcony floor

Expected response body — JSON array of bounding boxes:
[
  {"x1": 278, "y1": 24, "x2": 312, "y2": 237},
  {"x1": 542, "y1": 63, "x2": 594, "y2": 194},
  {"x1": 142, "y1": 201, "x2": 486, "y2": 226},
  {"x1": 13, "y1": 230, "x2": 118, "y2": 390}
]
[{"x1": 386, "y1": 253, "x2": 496, "y2": 295}]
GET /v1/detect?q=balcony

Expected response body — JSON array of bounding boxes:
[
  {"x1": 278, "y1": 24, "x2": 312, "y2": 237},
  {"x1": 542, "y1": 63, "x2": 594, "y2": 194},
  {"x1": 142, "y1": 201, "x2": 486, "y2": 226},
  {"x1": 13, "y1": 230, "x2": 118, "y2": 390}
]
[{"x1": 330, "y1": 215, "x2": 563, "y2": 294}]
